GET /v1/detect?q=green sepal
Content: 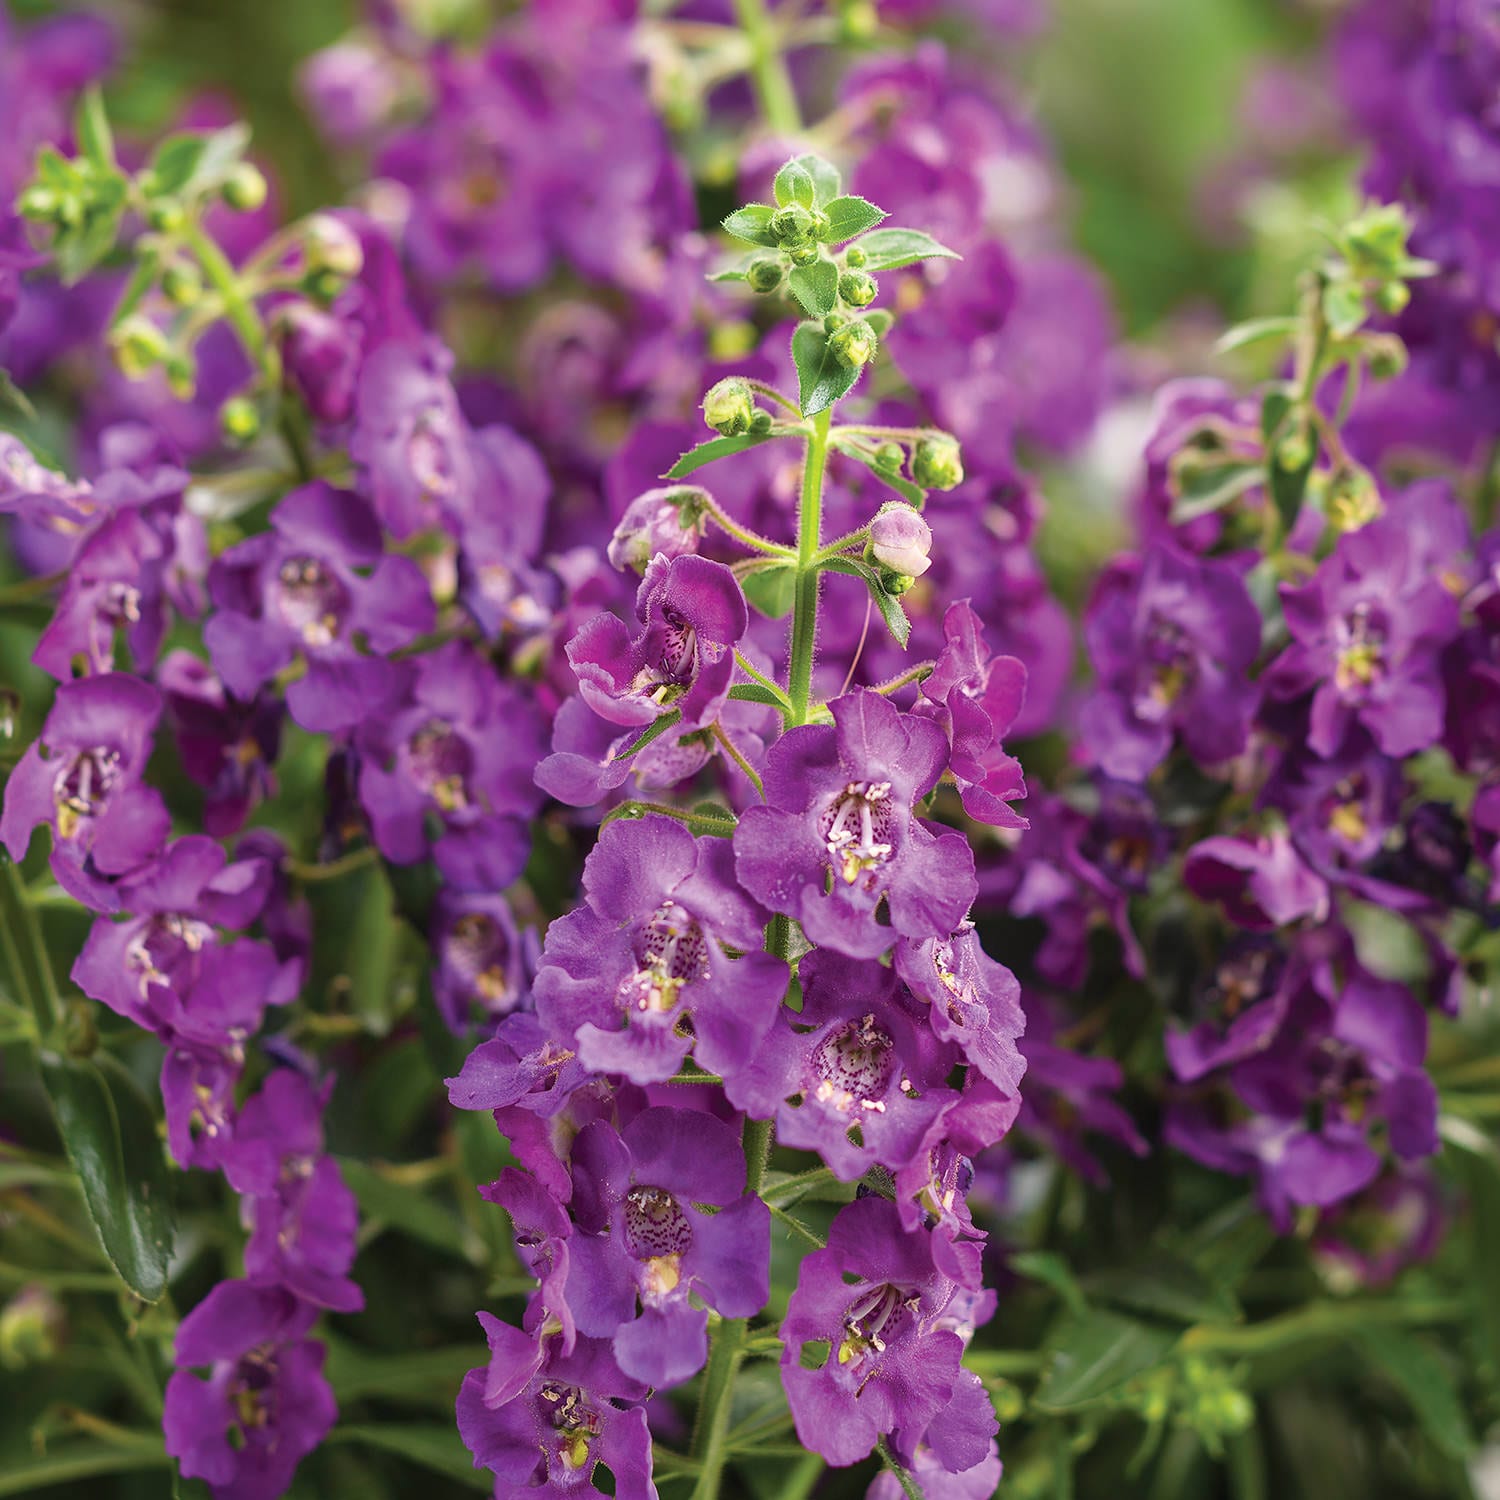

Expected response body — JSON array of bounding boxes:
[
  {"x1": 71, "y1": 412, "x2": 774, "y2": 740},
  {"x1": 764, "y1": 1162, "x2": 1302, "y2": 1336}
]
[
  {"x1": 791, "y1": 321, "x2": 862, "y2": 416},
  {"x1": 665, "y1": 430, "x2": 780, "y2": 479},
  {"x1": 722, "y1": 204, "x2": 780, "y2": 247},
  {"x1": 787, "y1": 258, "x2": 839, "y2": 319},
  {"x1": 846, "y1": 227, "x2": 961, "y2": 271},
  {"x1": 830, "y1": 439, "x2": 926, "y2": 506},
  {"x1": 819, "y1": 195, "x2": 887, "y2": 243},
  {"x1": 39, "y1": 1050, "x2": 177, "y2": 1302},
  {"x1": 821, "y1": 555, "x2": 911, "y2": 647},
  {"x1": 742, "y1": 565, "x2": 797, "y2": 619}
]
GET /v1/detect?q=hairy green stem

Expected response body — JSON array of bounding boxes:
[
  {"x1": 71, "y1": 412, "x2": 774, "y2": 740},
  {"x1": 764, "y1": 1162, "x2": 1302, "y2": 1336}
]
[
  {"x1": 0, "y1": 854, "x2": 60, "y2": 1039},
  {"x1": 876, "y1": 1438, "x2": 925, "y2": 1500},
  {"x1": 701, "y1": 496, "x2": 795, "y2": 559},
  {"x1": 690, "y1": 1317, "x2": 747, "y2": 1500},
  {"x1": 730, "y1": 0, "x2": 801, "y2": 135},
  {"x1": 788, "y1": 408, "x2": 831, "y2": 725}
]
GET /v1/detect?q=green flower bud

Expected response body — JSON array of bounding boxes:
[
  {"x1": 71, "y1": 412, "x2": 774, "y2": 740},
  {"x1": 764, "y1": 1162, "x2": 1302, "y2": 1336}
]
[
  {"x1": 303, "y1": 267, "x2": 347, "y2": 305},
  {"x1": 828, "y1": 319, "x2": 877, "y2": 371},
  {"x1": 990, "y1": 1381, "x2": 1025, "y2": 1423},
  {"x1": 702, "y1": 376, "x2": 756, "y2": 436},
  {"x1": 879, "y1": 568, "x2": 916, "y2": 596},
  {"x1": 747, "y1": 256, "x2": 784, "y2": 294},
  {"x1": 160, "y1": 261, "x2": 202, "y2": 307},
  {"x1": 1374, "y1": 280, "x2": 1410, "y2": 316},
  {"x1": 221, "y1": 162, "x2": 269, "y2": 213},
  {"x1": 749, "y1": 409, "x2": 773, "y2": 435},
  {"x1": 912, "y1": 434, "x2": 964, "y2": 490},
  {"x1": 839, "y1": 269, "x2": 878, "y2": 308},
  {"x1": 838, "y1": 0, "x2": 878, "y2": 41},
  {"x1": 770, "y1": 204, "x2": 815, "y2": 242},
  {"x1": 303, "y1": 213, "x2": 364, "y2": 279},
  {"x1": 874, "y1": 442, "x2": 905, "y2": 472},
  {"x1": 823, "y1": 313, "x2": 847, "y2": 336},
  {"x1": 844, "y1": 245, "x2": 868, "y2": 269},
  {"x1": 1326, "y1": 466, "x2": 1383, "y2": 532},
  {"x1": 111, "y1": 316, "x2": 170, "y2": 380},
  {"x1": 1366, "y1": 333, "x2": 1407, "y2": 380},
  {"x1": 809, "y1": 209, "x2": 831, "y2": 240},
  {"x1": 145, "y1": 197, "x2": 185, "y2": 234},
  {"x1": 1275, "y1": 427, "x2": 1313, "y2": 472},
  {"x1": 220, "y1": 395, "x2": 262, "y2": 446},
  {"x1": 165, "y1": 352, "x2": 197, "y2": 401},
  {"x1": 0, "y1": 1288, "x2": 64, "y2": 1371},
  {"x1": 786, "y1": 240, "x2": 820, "y2": 268},
  {"x1": 16, "y1": 185, "x2": 58, "y2": 221}
]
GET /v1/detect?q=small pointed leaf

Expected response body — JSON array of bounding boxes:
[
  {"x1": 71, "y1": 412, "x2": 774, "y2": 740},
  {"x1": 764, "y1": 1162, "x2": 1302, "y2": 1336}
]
[
  {"x1": 848, "y1": 227, "x2": 961, "y2": 271},
  {"x1": 787, "y1": 259, "x2": 839, "y2": 319},
  {"x1": 821, "y1": 195, "x2": 886, "y2": 243}
]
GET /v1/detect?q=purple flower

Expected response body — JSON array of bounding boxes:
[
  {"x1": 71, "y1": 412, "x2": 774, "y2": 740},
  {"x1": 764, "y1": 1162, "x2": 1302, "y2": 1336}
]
[
  {"x1": 357, "y1": 640, "x2": 543, "y2": 891},
  {"x1": 780, "y1": 1197, "x2": 971, "y2": 1469},
  {"x1": 164, "y1": 1281, "x2": 335, "y2": 1500},
  {"x1": 726, "y1": 948, "x2": 957, "y2": 1181},
  {"x1": 735, "y1": 691, "x2": 976, "y2": 959},
  {"x1": 915, "y1": 600, "x2": 1027, "y2": 829},
  {"x1": 1266, "y1": 513, "x2": 1461, "y2": 757},
  {"x1": 221, "y1": 1070, "x2": 363, "y2": 1314},
  {"x1": 607, "y1": 486, "x2": 707, "y2": 574},
  {"x1": 432, "y1": 889, "x2": 531, "y2": 1034},
  {"x1": 1078, "y1": 546, "x2": 1262, "y2": 781},
  {"x1": 1184, "y1": 829, "x2": 1331, "y2": 930},
  {"x1": 565, "y1": 1107, "x2": 769, "y2": 1386},
  {"x1": 1164, "y1": 936, "x2": 1295, "y2": 1083},
  {"x1": 456, "y1": 1330, "x2": 657, "y2": 1500},
  {"x1": 203, "y1": 482, "x2": 434, "y2": 734},
  {"x1": 533, "y1": 814, "x2": 787, "y2": 1086},
  {"x1": 567, "y1": 555, "x2": 747, "y2": 731},
  {"x1": 1, "y1": 672, "x2": 167, "y2": 910}
]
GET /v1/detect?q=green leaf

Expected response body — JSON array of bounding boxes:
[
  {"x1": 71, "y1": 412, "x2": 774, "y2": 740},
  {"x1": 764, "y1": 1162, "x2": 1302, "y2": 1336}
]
[
  {"x1": 1169, "y1": 460, "x2": 1262, "y2": 524},
  {"x1": 742, "y1": 566, "x2": 797, "y2": 619},
  {"x1": 729, "y1": 682, "x2": 792, "y2": 712},
  {"x1": 1261, "y1": 385, "x2": 1318, "y2": 534},
  {"x1": 821, "y1": 195, "x2": 887, "y2": 243},
  {"x1": 708, "y1": 267, "x2": 749, "y2": 283},
  {"x1": 1034, "y1": 1308, "x2": 1179, "y2": 1411},
  {"x1": 864, "y1": 308, "x2": 895, "y2": 338},
  {"x1": 54, "y1": 186, "x2": 127, "y2": 285},
  {"x1": 821, "y1": 556, "x2": 911, "y2": 648},
  {"x1": 830, "y1": 440, "x2": 926, "y2": 506},
  {"x1": 0, "y1": 1442, "x2": 168, "y2": 1497},
  {"x1": 847, "y1": 227, "x2": 961, "y2": 272},
  {"x1": 108, "y1": 259, "x2": 159, "y2": 332},
  {"x1": 774, "y1": 161, "x2": 815, "y2": 209},
  {"x1": 787, "y1": 259, "x2": 838, "y2": 319},
  {"x1": 337, "y1": 1158, "x2": 478, "y2": 1262},
  {"x1": 325, "y1": 1336, "x2": 479, "y2": 1406},
  {"x1": 791, "y1": 322, "x2": 861, "y2": 416},
  {"x1": 145, "y1": 124, "x2": 250, "y2": 198},
  {"x1": 722, "y1": 204, "x2": 779, "y2": 248},
  {"x1": 327, "y1": 1425, "x2": 491, "y2": 1490},
  {"x1": 791, "y1": 153, "x2": 841, "y2": 207},
  {"x1": 1214, "y1": 316, "x2": 1298, "y2": 356},
  {"x1": 1009, "y1": 1249, "x2": 1087, "y2": 1315},
  {"x1": 173, "y1": 1474, "x2": 216, "y2": 1500},
  {"x1": 665, "y1": 432, "x2": 776, "y2": 479},
  {"x1": 74, "y1": 87, "x2": 115, "y2": 170},
  {"x1": 1082, "y1": 1252, "x2": 1241, "y2": 1325},
  {"x1": 1454, "y1": 1143, "x2": 1500, "y2": 1386},
  {"x1": 39, "y1": 1051, "x2": 175, "y2": 1302},
  {"x1": 1322, "y1": 280, "x2": 1368, "y2": 338},
  {"x1": 620, "y1": 708, "x2": 683, "y2": 758},
  {"x1": 1356, "y1": 1327, "x2": 1472, "y2": 1460},
  {"x1": 0, "y1": 368, "x2": 36, "y2": 422},
  {"x1": 346, "y1": 864, "x2": 405, "y2": 1037}
]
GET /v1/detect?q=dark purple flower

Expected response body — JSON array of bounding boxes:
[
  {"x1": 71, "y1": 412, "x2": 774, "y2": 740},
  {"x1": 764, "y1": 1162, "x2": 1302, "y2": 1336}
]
[
  {"x1": 568, "y1": 555, "x2": 747, "y2": 732},
  {"x1": 726, "y1": 948, "x2": 957, "y2": 1181},
  {"x1": 735, "y1": 690, "x2": 976, "y2": 959},
  {"x1": 533, "y1": 814, "x2": 786, "y2": 1086},
  {"x1": 456, "y1": 1329, "x2": 657, "y2": 1500},
  {"x1": 1078, "y1": 546, "x2": 1262, "y2": 782},
  {"x1": 357, "y1": 639, "x2": 543, "y2": 891},
  {"x1": 1, "y1": 672, "x2": 167, "y2": 910},
  {"x1": 565, "y1": 1107, "x2": 769, "y2": 1387},
  {"x1": 275, "y1": 301, "x2": 361, "y2": 426},
  {"x1": 204, "y1": 482, "x2": 433, "y2": 733},
  {"x1": 1164, "y1": 936, "x2": 1294, "y2": 1083},
  {"x1": 780, "y1": 1197, "x2": 970, "y2": 1469},
  {"x1": 432, "y1": 889, "x2": 531, "y2": 1034},
  {"x1": 1184, "y1": 829, "x2": 1331, "y2": 930},
  {"x1": 1266, "y1": 513, "x2": 1461, "y2": 757},
  {"x1": 914, "y1": 600, "x2": 1027, "y2": 829},
  {"x1": 163, "y1": 1281, "x2": 335, "y2": 1500}
]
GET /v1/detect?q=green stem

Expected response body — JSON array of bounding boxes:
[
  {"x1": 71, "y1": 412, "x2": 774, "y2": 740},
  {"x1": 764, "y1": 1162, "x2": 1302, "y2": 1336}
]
[
  {"x1": 701, "y1": 496, "x2": 795, "y2": 559},
  {"x1": 711, "y1": 723, "x2": 764, "y2": 799},
  {"x1": 0, "y1": 854, "x2": 60, "y2": 1039},
  {"x1": 283, "y1": 844, "x2": 379, "y2": 883},
  {"x1": 788, "y1": 408, "x2": 830, "y2": 726},
  {"x1": 730, "y1": 0, "x2": 801, "y2": 135},
  {"x1": 733, "y1": 651, "x2": 795, "y2": 713},
  {"x1": 876, "y1": 1438, "x2": 924, "y2": 1500},
  {"x1": 1182, "y1": 1297, "x2": 1464, "y2": 1358},
  {"x1": 690, "y1": 1317, "x2": 747, "y2": 1500}
]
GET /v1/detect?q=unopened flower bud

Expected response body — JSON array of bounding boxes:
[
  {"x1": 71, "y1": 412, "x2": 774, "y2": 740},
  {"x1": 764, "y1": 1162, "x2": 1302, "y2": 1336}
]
[
  {"x1": 747, "y1": 256, "x2": 784, "y2": 294},
  {"x1": 749, "y1": 409, "x2": 773, "y2": 435},
  {"x1": 1326, "y1": 467, "x2": 1383, "y2": 532},
  {"x1": 0, "y1": 1288, "x2": 64, "y2": 1371},
  {"x1": 160, "y1": 261, "x2": 202, "y2": 307},
  {"x1": 809, "y1": 209, "x2": 831, "y2": 240},
  {"x1": 608, "y1": 485, "x2": 708, "y2": 573},
  {"x1": 829, "y1": 319, "x2": 876, "y2": 370},
  {"x1": 874, "y1": 442, "x2": 905, "y2": 473},
  {"x1": 770, "y1": 204, "x2": 815, "y2": 242},
  {"x1": 702, "y1": 377, "x2": 756, "y2": 436},
  {"x1": 912, "y1": 434, "x2": 963, "y2": 490},
  {"x1": 786, "y1": 240, "x2": 820, "y2": 268},
  {"x1": 1276, "y1": 427, "x2": 1313, "y2": 472},
  {"x1": 303, "y1": 213, "x2": 364, "y2": 279},
  {"x1": 1366, "y1": 333, "x2": 1407, "y2": 380},
  {"x1": 220, "y1": 395, "x2": 262, "y2": 446},
  {"x1": 145, "y1": 197, "x2": 185, "y2": 234},
  {"x1": 823, "y1": 312, "x2": 846, "y2": 335},
  {"x1": 867, "y1": 501, "x2": 933, "y2": 580},
  {"x1": 111, "y1": 316, "x2": 170, "y2": 380},
  {"x1": 221, "y1": 162, "x2": 268, "y2": 212},
  {"x1": 845, "y1": 245, "x2": 868, "y2": 268},
  {"x1": 1374, "y1": 280, "x2": 1410, "y2": 316},
  {"x1": 16, "y1": 186, "x2": 58, "y2": 222},
  {"x1": 839, "y1": 269, "x2": 877, "y2": 308},
  {"x1": 165, "y1": 352, "x2": 197, "y2": 400}
]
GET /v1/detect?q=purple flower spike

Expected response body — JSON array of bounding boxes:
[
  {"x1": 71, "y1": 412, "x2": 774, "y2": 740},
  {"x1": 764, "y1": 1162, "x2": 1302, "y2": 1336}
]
[
  {"x1": 456, "y1": 1331, "x2": 658, "y2": 1500},
  {"x1": 565, "y1": 1106, "x2": 770, "y2": 1387},
  {"x1": 357, "y1": 640, "x2": 544, "y2": 892},
  {"x1": 1266, "y1": 513, "x2": 1461, "y2": 758},
  {"x1": 781, "y1": 1197, "x2": 967, "y2": 1469},
  {"x1": 915, "y1": 600, "x2": 1028, "y2": 829},
  {"x1": 533, "y1": 814, "x2": 787, "y2": 1087},
  {"x1": 164, "y1": 1281, "x2": 335, "y2": 1500},
  {"x1": 203, "y1": 481, "x2": 434, "y2": 734},
  {"x1": 1, "y1": 672, "x2": 167, "y2": 910},
  {"x1": 1078, "y1": 545, "x2": 1262, "y2": 782},
  {"x1": 1184, "y1": 829, "x2": 1330, "y2": 930},
  {"x1": 726, "y1": 948, "x2": 957, "y2": 1181},
  {"x1": 567, "y1": 554, "x2": 747, "y2": 731},
  {"x1": 734, "y1": 690, "x2": 976, "y2": 959}
]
